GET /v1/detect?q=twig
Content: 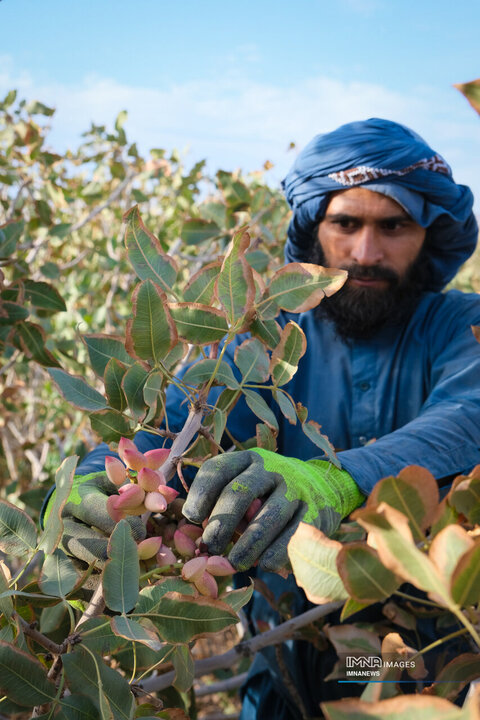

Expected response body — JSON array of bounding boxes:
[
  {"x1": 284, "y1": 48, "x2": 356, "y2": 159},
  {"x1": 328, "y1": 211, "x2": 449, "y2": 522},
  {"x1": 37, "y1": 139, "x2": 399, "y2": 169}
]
[
  {"x1": 140, "y1": 601, "x2": 342, "y2": 693},
  {"x1": 16, "y1": 616, "x2": 64, "y2": 655},
  {"x1": 274, "y1": 643, "x2": 309, "y2": 719},
  {"x1": 159, "y1": 404, "x2": 205, "y2": 482},
  {"x1": 0, "y1": 349, "x2": 20, "y2": 377},
  {"x1": 69, "y1": 170, "x2": 137, "y2": 234},
  {"x1": 176, "y1": 460, "x2": 190, "y2": 494},
  {"x1": 58, "y1": 248, "x2": 89, "y2": 271},
  {"x1": 194, "y1": 671, "x2": 248, "y2": 697},
  {"x1": 75, "y1": 581, "x2": 105, "y2": 629},
  {"x1": 5, "y1": 179, "x2": 32, "y2": 221}
]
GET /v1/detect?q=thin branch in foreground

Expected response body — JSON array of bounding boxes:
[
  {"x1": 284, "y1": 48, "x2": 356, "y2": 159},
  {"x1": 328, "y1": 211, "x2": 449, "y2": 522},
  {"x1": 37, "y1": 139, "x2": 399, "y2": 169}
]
[
  {"x1": 194, "y1": 671, "x2": 248, "y2": 697},
  {"x1": 140, "y1": 600, "x2": 343, "y2": 693}
]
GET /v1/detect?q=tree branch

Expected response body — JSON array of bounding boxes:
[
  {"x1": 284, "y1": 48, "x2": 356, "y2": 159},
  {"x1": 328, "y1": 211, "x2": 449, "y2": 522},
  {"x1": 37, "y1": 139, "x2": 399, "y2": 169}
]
[
  {"x1": 194, "y1": 671, "x2": 248, "y2": 697},
  {"x1": 140, "y1": 600, "x2": 342, "y2": 693},
  {"x1": 69, "y1": 170, "x2": 137, "y2": 234}
]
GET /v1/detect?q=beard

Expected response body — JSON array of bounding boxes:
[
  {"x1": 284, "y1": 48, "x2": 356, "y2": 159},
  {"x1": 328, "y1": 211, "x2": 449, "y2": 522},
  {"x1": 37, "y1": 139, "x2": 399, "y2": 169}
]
[{"x1": 312, "y1": 243, "x2": 432, "y2": 341}]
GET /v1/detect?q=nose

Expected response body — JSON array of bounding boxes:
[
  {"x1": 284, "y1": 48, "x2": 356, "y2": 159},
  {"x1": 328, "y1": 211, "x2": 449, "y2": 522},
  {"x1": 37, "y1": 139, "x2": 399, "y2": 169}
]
[{"x1": 350, "y1": 226, "x2": 384, "y2": 265}]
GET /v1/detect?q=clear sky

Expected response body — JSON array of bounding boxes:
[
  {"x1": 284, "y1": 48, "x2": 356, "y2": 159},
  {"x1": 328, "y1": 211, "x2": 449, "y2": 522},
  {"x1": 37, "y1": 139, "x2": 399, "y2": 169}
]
[{"x1": 1, "y1": 0, "x2": 479, "y2": 205}]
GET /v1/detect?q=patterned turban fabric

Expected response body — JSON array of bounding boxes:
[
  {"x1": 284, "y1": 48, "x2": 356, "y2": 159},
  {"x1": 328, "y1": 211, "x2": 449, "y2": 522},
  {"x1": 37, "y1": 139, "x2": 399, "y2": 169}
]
[{"x1": 282, "y1": 118, "x2": 477, "y2": 291}]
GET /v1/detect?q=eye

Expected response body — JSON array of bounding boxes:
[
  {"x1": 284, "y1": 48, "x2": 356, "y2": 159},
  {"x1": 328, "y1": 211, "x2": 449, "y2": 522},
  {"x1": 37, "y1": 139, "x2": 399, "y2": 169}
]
[
  {"x1": 381, "y1": 219, "x2": 407, "y2": 232},
  {"x1": 332, "y1": 217, "x2": 359, "y2": 231}
]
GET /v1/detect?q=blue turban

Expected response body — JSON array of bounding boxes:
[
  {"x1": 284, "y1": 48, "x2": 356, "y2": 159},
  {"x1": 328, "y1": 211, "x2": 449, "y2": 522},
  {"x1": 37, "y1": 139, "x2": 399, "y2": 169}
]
[{"x1": 282, "y1": 118, "x2": 477, "y2": 291}]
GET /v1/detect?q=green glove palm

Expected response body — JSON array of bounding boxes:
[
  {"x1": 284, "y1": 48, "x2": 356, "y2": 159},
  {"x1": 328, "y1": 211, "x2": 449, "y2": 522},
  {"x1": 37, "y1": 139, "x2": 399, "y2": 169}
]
[
  {"x1": 183, "y1": 448, "x2": 364, "y2": 572},
  {"x1": 42, "y1": 472, "x2": 146, "y2": 566}
]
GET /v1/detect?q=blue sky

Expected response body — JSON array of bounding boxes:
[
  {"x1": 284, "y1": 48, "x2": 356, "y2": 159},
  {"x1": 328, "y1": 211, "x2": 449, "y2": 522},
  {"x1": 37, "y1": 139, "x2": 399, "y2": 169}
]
[{"x1": 1, "y1": 0, "x2": 479, "y2": 205}]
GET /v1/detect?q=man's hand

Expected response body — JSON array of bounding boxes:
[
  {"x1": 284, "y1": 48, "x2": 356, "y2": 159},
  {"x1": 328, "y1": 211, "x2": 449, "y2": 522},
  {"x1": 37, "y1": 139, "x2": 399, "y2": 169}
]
[
  {"x1": 182, "y1": 449, "x2": 364, "y2": 573},
  {"x1": 42, "y1": 472, "x2": 146, "y2": 566}
]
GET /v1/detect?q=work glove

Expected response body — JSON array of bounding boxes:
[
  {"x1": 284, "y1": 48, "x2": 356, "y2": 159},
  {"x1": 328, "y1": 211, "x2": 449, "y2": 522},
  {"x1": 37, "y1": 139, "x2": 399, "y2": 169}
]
[
  {"x1": 41, "y1": 472, "x2": 146, "y2": 566},
  {"x1": 183, "y1": 448, "x2": 364, "y2": 572}
]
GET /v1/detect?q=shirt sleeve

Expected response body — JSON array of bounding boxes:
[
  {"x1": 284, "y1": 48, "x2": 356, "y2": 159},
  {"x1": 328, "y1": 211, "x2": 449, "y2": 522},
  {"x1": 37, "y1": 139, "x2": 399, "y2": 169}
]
[{"x1": 338, "y1": 293, "x2": 480, "y2": 495}]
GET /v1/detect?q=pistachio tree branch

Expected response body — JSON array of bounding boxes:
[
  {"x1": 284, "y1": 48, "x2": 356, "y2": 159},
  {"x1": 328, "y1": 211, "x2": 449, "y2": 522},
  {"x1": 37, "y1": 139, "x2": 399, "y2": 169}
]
[
  {"x1": 140, "y1": 600, "x2": 342, "y2": 693},
  {"x1": 69, "y1": 169, "x2": 137, "y2": 234}
]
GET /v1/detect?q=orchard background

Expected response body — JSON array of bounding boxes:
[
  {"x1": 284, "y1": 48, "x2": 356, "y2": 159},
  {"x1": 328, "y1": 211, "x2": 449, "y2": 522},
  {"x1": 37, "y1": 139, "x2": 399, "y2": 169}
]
[{"x1": 0, "y1": 80, "x2": 479, "y2": 720}]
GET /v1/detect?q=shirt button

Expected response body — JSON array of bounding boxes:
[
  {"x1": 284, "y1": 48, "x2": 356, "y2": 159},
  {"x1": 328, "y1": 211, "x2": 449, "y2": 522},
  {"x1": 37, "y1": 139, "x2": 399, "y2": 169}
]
[
  {"x1": 359, "y1": 436, "x2": 368, "y2": 445},
  {"x1": 359, "y1": 382, "x2": 371, "y2": 391}
]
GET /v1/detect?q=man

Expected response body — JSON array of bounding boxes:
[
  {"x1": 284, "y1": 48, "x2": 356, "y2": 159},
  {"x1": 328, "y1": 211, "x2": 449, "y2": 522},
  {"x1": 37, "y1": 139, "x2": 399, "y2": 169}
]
[{"x1": 44, "y1": 118, "x2": 480, "y2": 718}]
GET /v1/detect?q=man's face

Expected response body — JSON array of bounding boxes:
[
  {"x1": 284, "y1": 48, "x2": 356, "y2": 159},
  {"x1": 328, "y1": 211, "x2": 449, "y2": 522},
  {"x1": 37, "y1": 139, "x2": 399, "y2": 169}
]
[
  {"x1": 314, "y1": 188, "x2": 428, "y2": 339},
  {"x1": 317, "y1": 187, "x2": 426, "y2": 284}
]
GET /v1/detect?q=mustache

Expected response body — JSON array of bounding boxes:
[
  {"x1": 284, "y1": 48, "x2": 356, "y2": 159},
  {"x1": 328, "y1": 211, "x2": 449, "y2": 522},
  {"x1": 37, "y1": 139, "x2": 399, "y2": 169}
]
[{"x1": 343, "y1": 264, "x2": 400, "y2": 284}]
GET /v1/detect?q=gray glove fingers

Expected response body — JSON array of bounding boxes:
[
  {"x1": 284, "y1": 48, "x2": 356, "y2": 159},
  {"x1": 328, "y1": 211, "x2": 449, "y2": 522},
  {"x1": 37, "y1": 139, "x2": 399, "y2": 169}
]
[
  {"x1": 64, "y1": 491, "x2": 116, "y2": 535},
  {"x1": 61, "y1": 518, "x2": 109, "y2": 566},
  {"x1": 228, "y1": 487, "x2": 301, "y2": 572},
  {"x1": 183, "y1": 451, "x2": 263, "y2": 524},
  {"x1": 257, "y1": 505, "x2": 307, "y2": 572},
  {"x1": 200, "y1": 464, "x2": 279, "y2": 556}
]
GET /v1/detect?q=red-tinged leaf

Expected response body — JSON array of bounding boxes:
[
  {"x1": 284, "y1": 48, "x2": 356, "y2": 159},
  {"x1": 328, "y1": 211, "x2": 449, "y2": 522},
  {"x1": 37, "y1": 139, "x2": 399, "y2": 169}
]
[
  {"x1": 103, "y1": 520, "x2": 139, "y2": 614},
  {"x1": 366, "y1": 465, "x2": 439, "y2": 541},
  {"x1": 302, "y1": 420, "x2": 339, "y2": 467},
  {"x1": 234, "y1": 337, "x2": 270, "y2": 383},
  {"x1": 337, "y1": 542, "x2": 400, "y2": 603},
  {"x1": 0, "y1": 300, "x2": 29, "y2": 325},
  {"x1": 0, "y1": 499, "x2": 37, "y2": 556},
  {"x1": 183, "y1": 260, "x2": 222, "y2": 304},
  {"x1": 295, "y1": 401, "x2": 308, "y2": 423},
  {"x1": 287, "y1": 523, "x2": 347, "y2": 604},
  {"x1": 172, "y1": 644, "x2": 195, "y2": 692},
  {"x1": 472, "y1": 325, "x2": 480, "y2": 343},
  {"x1": 426, "y1": 653, "x2": 480, "y2": 700},
  {"x1": 256, "y1": 423, "x2": 277, "y2": 451},
  {"x1": 454, "y1": 78, "x2": 480, "y2": 115},
  {"x1": 84, "y1": 334, "x2": 133, "y2": 378},
  {"x1": 104, "y1": 358, "x2": 127, "y2": 412},
  {"x1": 258, "y1": 263, "x2": 347, "y2": 317},
  {"x1": 324, "y1": 623, "x2": 380, "y2": 658},
  {"x1": 216, "y1": 228, "x2": 255, "y2": 323},
  {"x1": 169, "y1": 302, "x2": 229, "y2": 345},
  {"x1": 126, "y1": 280, "x2": 177, "y2": 364},
  {"x1": 89, "y1": 409, "x2": 134, "y2": 443},
  {"x1": 13, "y1": 321, "x2": 61, "y2": 366},
  {"x1": 110, "y1": 616, "x2": 163, "y2": 651},
  {"x1": 124, "y1": 205, "x2": 178, "y2": 293},
  {"x1": 182, "y1": 358, "x2": 240, "y2": 389},
  {"x1": 269, "y1": 320, "x2": 306, "y2": 386},
  {"x1": 48, "y1": 368, "x2": 107, "y2": 411},
  {"x1": 450, "y1": 467, "x2": 480, "y2": 524},
  {"x1": 23, "y1": 279, "x2": 66, "y2": 312},
  {"x1": 429, "y1": 524, "x2": 474, "y2": 586}
]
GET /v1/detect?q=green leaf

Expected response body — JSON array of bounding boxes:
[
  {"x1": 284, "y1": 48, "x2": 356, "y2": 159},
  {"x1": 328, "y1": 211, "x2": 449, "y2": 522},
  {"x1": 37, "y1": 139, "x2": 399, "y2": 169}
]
[
  {"x1": 23, "y1": 279, "x2": 66, "y2": 312},
  {"x1": 39, "y1": 549, "x2": 79, "y2": 598},
  {"x1": 429, "y1": 524, "x2": 474, "y2": 586},
  {"x1": 428, "y1": 653, "x2": 480, "y2": 701},
  {"x1": 219, "y1": 582, "x2": 254, "y2": 612},
  {"x1": 270, "y1": 321, "x2": 306, "y2": 386},
  {"x1": 60, "y1": 694, "x2": 99, "y2": 720},
  {"x1": 0, "y1": 564, "x2": 13, "y2": 619},
  {"x1": 184, "y1": 261, "x2": 222, "y2": 304},
  {"x1": 78, "y1": 618, "x2": 127, "y2": 654},
  {"x1": 124, "y1": 205, "x2": 178, "y2": 294},
  {"x1": 450, "y1": 542, "x2": 480, "y2": 606},
  {"x1": 217, "y1": 170, "x2": 251, "y2": 210},
  {"x1": 48, "y1": 368, "x2": 108, "y2": 411},
  {"x1": 63, "y1": 646, "x2": 135, "y2": 720},
  {"x1": 450, "y1": 470, "x2": 480, "y2": 524},
  {"x1": 104, "y1": 358, "x2": 128, "y2": 412},
  {"x1": 143, "y1": 370, "x2": 165, "y2": 413},
  {"x1": 135, "y1": 579, "x2": 196, "y2": 618},
  {"x1": 302, "y1": 420, "x2": 339, "y2": 467},
  {"x1": 288, "y1": 523, "x2": 348, "y2": 604},
  {"x1": 39, "y1": 601, "x2": 68, "y2": 633},
  {"x1": 367, "y1": 466, "x2": 439, "y2": 541},
  {"x1": 181, "y1": 218, "x2": 220, "y2": 245},
  {"x1": 0, "y1": 301, "x2": 29, "y2": 325},
  {"x1": 25, "y1": 99, "x2": 55, "y2": 116},
  {"x1": 13, "y1": 321, "x2": 61, "y2": 366},
  {"x1": 216, "y1": 228, "x2": 255, "y2": 323},
  {"x1": 103, "y1": 520, "x2": 140, "y2": 613},
  {"x1": 110, "y1": 616, "x2": 163, "y2": 651},
  {"x1": 250, "y1": 316, "x2": 281, "y2": 349},
  {"x1": 49, "y1": 222, "x2": 73, "y2": 238},
  {"x1": 259, "y1": 263, "x2": 347, "y2": 317},
  {"x1": 0, "y1": 500, "x2": 37, "y2": 556},
  {"x1": 84, "y1": 335, "x2": 133, "y2": 378},
  {"x1": 234, "y1": 337, "x2": 270, "y2": 383},
  {"x1": 182, "y1": 358, "x2": 240, "y2": 389},
  {"x1": 455, "y1": 79, "x2": 480, "y2": 116},
  {"x1": 321, "y1": 694, "x2": 471, "y2": 719},
  {"x1": 89, "y1": 409, "x2": 134, "y2": 443},
  {"x1": 273, "y1": 390, "x2": 297, "y2": 425},
  {"x1": 0, "y1": 640, "x2": 57, "y2": 707},
  {"x1": 126, "y1": 280, "x2": 177, "y2": 364},
  {"x1": 213, "y1": 408, "x2": 227, "y2": 444},
  {"x1": 0, "y1": 220, "x2": 24, "y2": 257},
  {"x1": 133, "y1": 591, "x2": 238, "y2": 643},
  {"x1": 336, "y1": 543, "x2": 400, "y2": 603},
  {"x1": 243, "y1": 389, "x2": 278, "y2": 431},
  {"x1": 340, "y1": 597, "x2": 370, "y2": 622},
  {"x1": 169, "y1": 302, "x2": 229, "y2": 344},
  {"x1": 38, "y1": 455, "x2": 77, "y2": 554},
  {"x1": 121, "y1": 362, "x2": 149, "y2": 421},
  {"x1": 172, "y1": 645, "x2": 194, "y2": 692}
]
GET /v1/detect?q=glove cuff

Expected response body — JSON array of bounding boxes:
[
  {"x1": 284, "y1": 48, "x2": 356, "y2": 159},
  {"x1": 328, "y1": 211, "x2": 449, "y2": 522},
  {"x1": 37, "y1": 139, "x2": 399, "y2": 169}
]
[{"x1": 250, "y1": 448, "x2": 364, "y2": 521}]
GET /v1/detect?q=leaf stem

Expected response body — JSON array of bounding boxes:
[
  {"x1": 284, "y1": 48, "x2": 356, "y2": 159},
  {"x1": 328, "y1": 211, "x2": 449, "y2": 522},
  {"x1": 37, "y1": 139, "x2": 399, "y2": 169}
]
[{"x1": 409, "y1": 627, "x2": 470, "y2": 661}]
